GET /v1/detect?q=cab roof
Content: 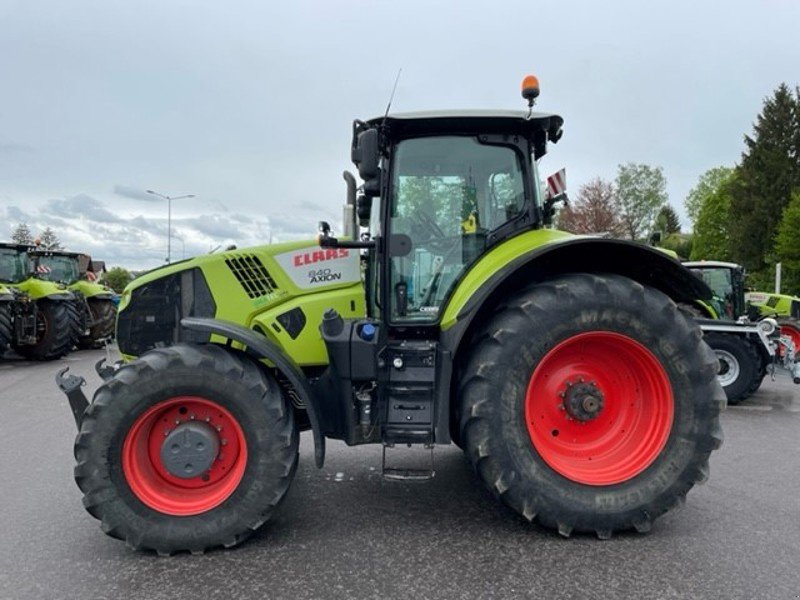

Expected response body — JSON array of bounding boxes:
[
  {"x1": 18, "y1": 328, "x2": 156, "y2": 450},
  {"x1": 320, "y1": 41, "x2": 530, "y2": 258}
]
[
  {"x1": 368, "y1": 109, "x2": 563, "y2": 139},
  {"x1": 684, "y1": 261, "x2": 742, "y2": 270},
  {"x1": 0, "y1": 242, "x2": 33, "y2": 251}
]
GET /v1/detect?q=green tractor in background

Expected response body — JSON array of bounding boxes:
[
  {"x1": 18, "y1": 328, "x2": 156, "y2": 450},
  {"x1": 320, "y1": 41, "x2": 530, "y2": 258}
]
[
  {"x1": 684, "y1": 261, "x2": 800, "y2": 402},
  {"x1": 0, "y1": 242, "x2": 82, "y2": 360},
  {"x1": 0, "y1": 283, "x2": 12, "y2": 354},
  {"x1": 33, "y1": 249, "x2": 116, "y2": 347},
  {"x1": 746, "y1": 290, "x2": 800, "y2": 355},
  {"x1": 58, "y1": 77, "x2": 725, "y2": 555}
]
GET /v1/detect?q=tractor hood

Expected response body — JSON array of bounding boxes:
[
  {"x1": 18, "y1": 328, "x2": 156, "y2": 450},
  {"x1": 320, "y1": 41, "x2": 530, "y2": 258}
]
[{"x1": 116, "y1": 238, "x2": 364, "y2": 359}]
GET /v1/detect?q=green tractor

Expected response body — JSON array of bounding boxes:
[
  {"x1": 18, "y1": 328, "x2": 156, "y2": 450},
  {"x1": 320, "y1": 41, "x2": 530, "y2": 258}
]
[
  {"x1": 746, "y1": 290, "x2": 800, "y2": 355},
  {"x1": 0, "y1": 242, "x2": 82, "y2": 360},
  {"x1": 684, "y1": 261, "x2": 800, "y2": 402},
  {"x1": 58, "y1": 78, "x2": 724, "y2": 554},
  {"x1": 33, "y1": 249, "x2": 117, "y2": 347},
  {"x1": 0, "y1": 283, "x2": 12, "y2": 354}
]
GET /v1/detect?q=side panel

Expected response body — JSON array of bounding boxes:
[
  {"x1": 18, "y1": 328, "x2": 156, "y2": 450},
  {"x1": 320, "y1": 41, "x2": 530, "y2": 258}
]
[{"x1": 250, "y1": 284, "x2": 365, "y2": 366}]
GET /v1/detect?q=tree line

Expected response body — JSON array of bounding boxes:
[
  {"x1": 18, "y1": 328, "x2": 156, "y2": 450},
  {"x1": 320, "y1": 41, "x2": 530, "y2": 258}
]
[{"x1": 557, "y1": 83, "x2": 800, "y2": 295}]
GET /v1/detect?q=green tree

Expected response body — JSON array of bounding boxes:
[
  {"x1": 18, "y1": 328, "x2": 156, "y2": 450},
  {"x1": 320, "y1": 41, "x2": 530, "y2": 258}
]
[
  {"x1": 690, "y1": 174, "x2": 735, "y2": 261},
  {"x1": 661, "y1": 233, "x2": 693, "y2": 259},
  {"x1": 103, "y1": 266, "x2": 133, "y2": 293},
  {"x1": 775, "y1": 191, "x2": 800, "y2": 294},
  {"x1": 11, "y1": 223, "x2": 34, "y2": 245},
  {"x1": 615, "y1": 163, "x2": 668, "y2": 240},
  {"x1": 729, "y1": 84, "x2": 800, "y2": 273},
  {"x1": 654, "y1": 204, "x2": 681, "y2": 235},
  {"x1": 38, "y1": 227, "x2": 63, "y2": 250},
  {"x1": 684, "y1": 166, "x2": 734, "y2": 227}
]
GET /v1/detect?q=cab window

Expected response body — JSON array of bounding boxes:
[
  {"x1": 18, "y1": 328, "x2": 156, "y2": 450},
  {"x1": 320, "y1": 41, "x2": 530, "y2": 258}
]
[{"x1": 388, "y1": 136, "x2": 526, "y2": 322}]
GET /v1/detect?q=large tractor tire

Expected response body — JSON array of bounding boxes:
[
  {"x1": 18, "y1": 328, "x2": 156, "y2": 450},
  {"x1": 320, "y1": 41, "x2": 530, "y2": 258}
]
[
  {"x1": 79, "y1": 298, "x2": 117, "y2": 347},
  {"x1": 458, "y1": 273, "x2": 724, "y2": 539},
  {"x1": 703, "y1": 333, "x2": 761, "y2": 405},
  {"x1": 14, "y1": 300, "x2": 80, "y2": 361},
  {"x1": 0, "y1": 301, "x2": 12, "y2": 354},
  {"x1": 74, "y1": 344, "x2": 299, "y2": 555}
]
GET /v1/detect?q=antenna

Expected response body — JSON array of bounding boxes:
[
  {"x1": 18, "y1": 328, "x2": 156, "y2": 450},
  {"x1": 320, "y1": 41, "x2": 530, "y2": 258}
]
[{"x1": 383, "y1": 68, "x2": 403, "y2": 121}]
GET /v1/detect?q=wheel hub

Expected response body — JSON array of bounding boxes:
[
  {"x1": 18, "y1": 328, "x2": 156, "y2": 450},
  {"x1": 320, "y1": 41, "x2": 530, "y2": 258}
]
[
  {"x1": 160, "y1": 422, "x2": 220, "y2": 479},
  {"x1": 561, "y1": 379, "x2": 605, "y2": 422}
]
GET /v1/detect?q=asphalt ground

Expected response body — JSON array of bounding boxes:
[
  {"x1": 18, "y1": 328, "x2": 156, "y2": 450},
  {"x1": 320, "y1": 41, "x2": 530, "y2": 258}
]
[{"x1": 0, "y1": 348, "x2": 799, "y2": 600}]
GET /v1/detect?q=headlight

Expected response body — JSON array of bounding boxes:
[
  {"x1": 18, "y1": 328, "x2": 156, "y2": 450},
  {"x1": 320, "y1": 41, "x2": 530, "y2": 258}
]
[{"x1": 758, "y1": 318, "x2": 778, "y2": 336}]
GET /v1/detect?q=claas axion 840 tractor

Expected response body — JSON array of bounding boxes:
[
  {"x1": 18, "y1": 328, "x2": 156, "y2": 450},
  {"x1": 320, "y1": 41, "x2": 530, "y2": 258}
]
[
  {"x1": 58, "y1": 77, "x2": 725, "y2": 555},
  {"x1": 33, "y1": 249, "x2": 116, "y2": 347},
  {"x1": 0, "y1": 242, "x2": 81, "y2": 360}
]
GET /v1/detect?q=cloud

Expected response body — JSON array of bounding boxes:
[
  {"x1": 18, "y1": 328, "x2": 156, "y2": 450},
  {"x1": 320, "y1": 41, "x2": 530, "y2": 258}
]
[
  {"x1": 46, "y1": 194, "x2": 124, "y2": 224},
  {"x1": 113, "y1": 185, "x2": 161, "y2": 202},
  {"x1": 2, "y1": 193, "x2": 318, "y2": 269}
]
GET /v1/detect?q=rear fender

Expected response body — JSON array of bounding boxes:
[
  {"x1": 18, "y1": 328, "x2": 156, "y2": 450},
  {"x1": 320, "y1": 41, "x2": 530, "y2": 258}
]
[
  {"x1": 437, "y1": 236, "x2": 714, "y2": 442},
  {"x1": 181, "y1": 317, "x2": 326, "y2": 468}
]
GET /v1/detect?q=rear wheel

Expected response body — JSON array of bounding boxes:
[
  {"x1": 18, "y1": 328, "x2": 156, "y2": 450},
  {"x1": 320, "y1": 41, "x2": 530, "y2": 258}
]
[
  {"x1": 74, "y1": 344, "x2": 299, "y2": 554},
  {"x1": 0, "y1": 301, "x2": 12, "y2": 354},
  {"x1": 458, "y1": 273, "x2": 723, "y2": 538},
  {"x1": 14, "y1": 300, "x2": 80, "y2": 360},
  {"x1": 703, "y1": 333, "x2": 760, "y2": 405},
  {"x1": 79, "y1": 298, "x2": 116, "y2": 347}
]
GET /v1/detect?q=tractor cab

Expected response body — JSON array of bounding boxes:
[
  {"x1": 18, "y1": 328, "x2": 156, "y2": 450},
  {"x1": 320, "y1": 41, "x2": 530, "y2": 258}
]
[
  {"x1": 0, "y1": 243, "x2": 33, "y2": 284},
  {"x1": 326, "y1": 108, "x2": 563, "y2": 329},
  {"x1": 684, "y1": 261, "x2": 748, "y2": 320},
  {"x1": 34, "y1": 250, "x2": 83, "y2": 285}
]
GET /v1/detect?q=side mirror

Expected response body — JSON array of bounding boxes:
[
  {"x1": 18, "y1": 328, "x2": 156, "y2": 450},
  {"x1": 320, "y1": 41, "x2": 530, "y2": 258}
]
[
  {"x1": 352, "y1": 129, "x2": 379, "y2": 179},
  {"x1": 352, "y1": 128, "x2": 381, "y2": 198}
]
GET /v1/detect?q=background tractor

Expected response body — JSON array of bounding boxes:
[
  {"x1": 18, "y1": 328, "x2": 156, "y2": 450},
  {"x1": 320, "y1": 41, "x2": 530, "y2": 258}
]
[
  {"x1": 33, "y1": 249, "x2": 116, "y2": 347},
  {"x1": 684, "y1": 261, "x2": 800, "y2": 402},
  {"x1": 58, "y1": 78, "x2": 725, "y2": 555},
  {"x1": 0, "y1": 242, "x2": 81, "y2": 360},
  {"x1": 746, "y1": 290, "x2": 800, "y2": 355}
]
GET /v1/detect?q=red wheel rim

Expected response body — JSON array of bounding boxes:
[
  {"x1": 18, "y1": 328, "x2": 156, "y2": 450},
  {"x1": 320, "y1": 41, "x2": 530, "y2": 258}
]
[
  {"x1": 122, "y1": 396, "x2": 247, "y2": 516},
  {"x1": 781, "y1": 325, "x2": 800, "y2": 356},
  {"x1": 525, "y1": 332, "x2": 674, "y2": 486}
]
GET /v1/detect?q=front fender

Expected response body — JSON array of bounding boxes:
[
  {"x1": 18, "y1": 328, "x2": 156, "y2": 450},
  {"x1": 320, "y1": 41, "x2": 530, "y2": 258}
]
[{"x1": 181, "y1": 317, "x2": 326, "y2": 468}]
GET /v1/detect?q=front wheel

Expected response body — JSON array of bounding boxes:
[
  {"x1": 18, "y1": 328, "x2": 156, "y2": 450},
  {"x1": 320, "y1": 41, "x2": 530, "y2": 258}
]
[
  {"x1": 74, "y1": 344, "x2": 299, "y2": 554},
  {"x1": 703, "y1": 333, "x2": 761, "y2": 405},
  {"x1": 458, "y1": 273, "x2": 724, "y2": 538}
]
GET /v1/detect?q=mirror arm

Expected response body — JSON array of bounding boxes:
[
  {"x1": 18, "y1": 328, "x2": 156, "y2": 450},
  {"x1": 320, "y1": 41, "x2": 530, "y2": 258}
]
[{"x1": 318, "y1": 235, "x2": 376, "y2": 249}]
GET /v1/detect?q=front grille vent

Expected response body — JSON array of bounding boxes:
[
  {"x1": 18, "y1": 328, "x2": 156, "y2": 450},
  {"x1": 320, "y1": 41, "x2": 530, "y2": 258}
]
[{"x1": 225, "y1": 255, "x2": 278, "y2": 299}]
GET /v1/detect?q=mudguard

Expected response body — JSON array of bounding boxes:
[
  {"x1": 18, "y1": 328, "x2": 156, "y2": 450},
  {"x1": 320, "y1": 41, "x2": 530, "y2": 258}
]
[
  {"x1": 181, "y1": 317, "x2": 326, "y2": 468},
  {"x1": 437, "y1": 237, "x2": 715, "y2": 441}
]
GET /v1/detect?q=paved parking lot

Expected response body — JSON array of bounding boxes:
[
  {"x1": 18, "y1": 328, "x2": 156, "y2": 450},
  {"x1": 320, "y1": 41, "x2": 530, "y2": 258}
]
[{"x1": 1, "y1": 348, "x2": 799, "y2": 600}]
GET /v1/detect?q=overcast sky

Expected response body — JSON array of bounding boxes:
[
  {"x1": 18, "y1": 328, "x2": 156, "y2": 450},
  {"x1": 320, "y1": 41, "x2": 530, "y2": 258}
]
[{"x1": 1, "y1": 0, "x2": 798, "y2": 269}]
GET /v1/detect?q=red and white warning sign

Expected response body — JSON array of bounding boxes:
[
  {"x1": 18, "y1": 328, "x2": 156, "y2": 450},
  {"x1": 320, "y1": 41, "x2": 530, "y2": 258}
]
[{"x1": 545, "y1": 168, "x2": 566, "y2": 199}]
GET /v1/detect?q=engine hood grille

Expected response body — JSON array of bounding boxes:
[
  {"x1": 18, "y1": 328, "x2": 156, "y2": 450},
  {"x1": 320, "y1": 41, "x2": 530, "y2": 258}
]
[{"x1": 225, "y1": 254, "x2": 278, "y2": 299}]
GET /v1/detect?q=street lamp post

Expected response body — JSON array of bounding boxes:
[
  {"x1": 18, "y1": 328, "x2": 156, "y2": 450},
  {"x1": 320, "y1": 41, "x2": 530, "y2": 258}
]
[{"x1": 146, "y1": 190, "x2": 196, "y2": 263}]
